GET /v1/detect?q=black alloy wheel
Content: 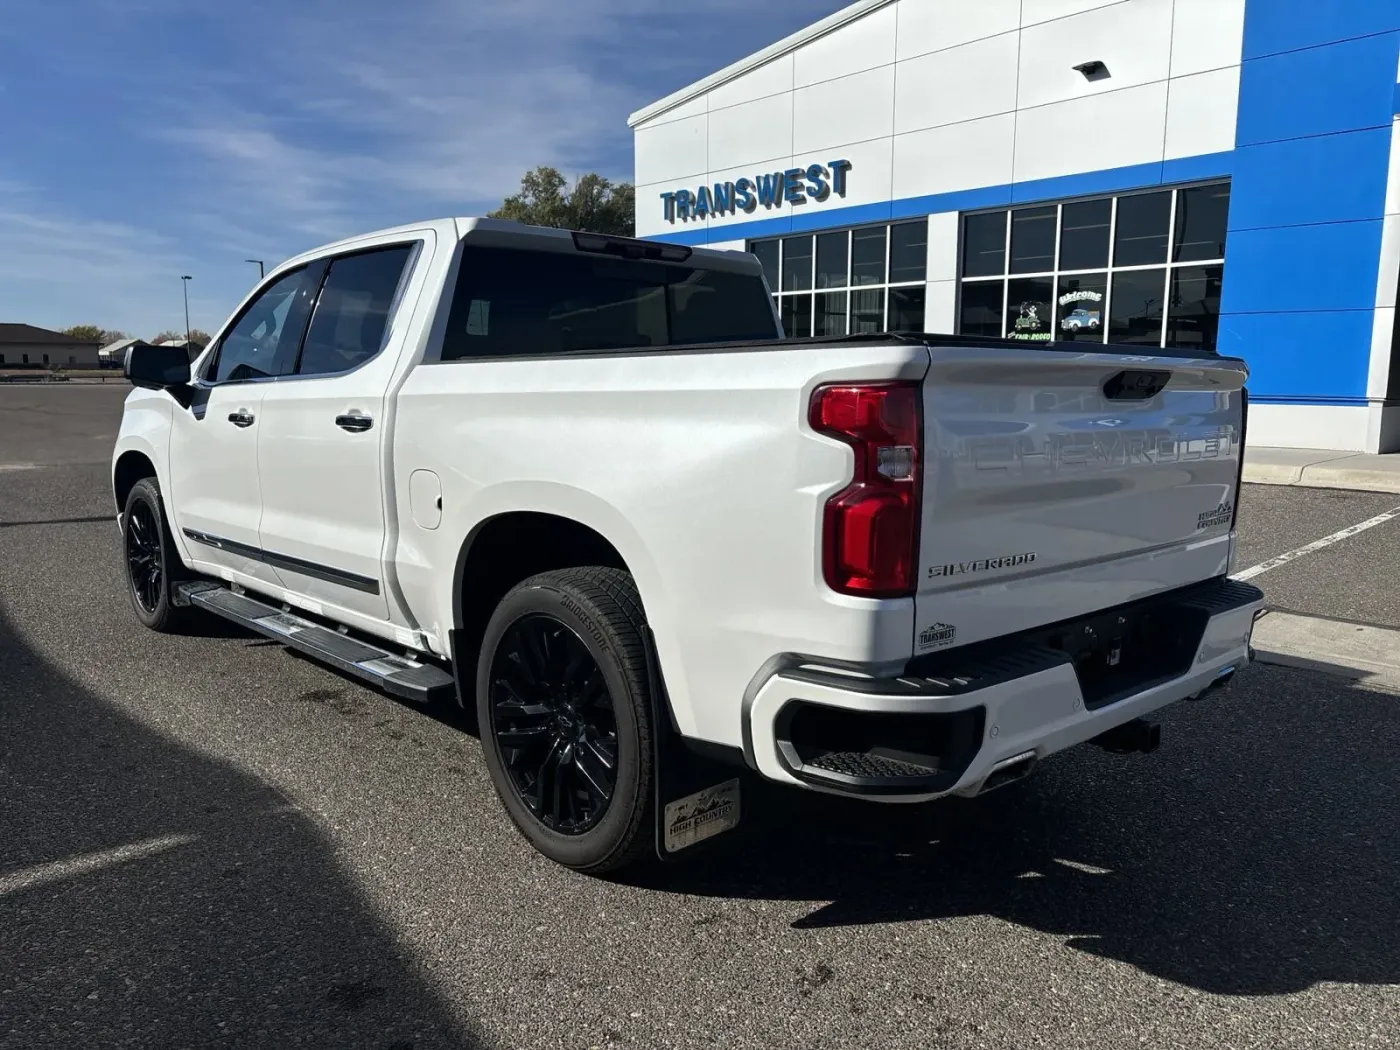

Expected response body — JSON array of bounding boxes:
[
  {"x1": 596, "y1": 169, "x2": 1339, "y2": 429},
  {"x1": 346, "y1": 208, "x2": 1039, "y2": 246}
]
[
  {"x1": 489, "y1": 614, "x2": 620, "y2": 834},
  {"x1": 121, "y1": 476, "x2": 193, "y2": 633},
  {"x1": 125, "y1": 496, "x2": 164, "y2": 615},
  {"x1": 476, "y1": 567, "x2": 655, "y2": 873}
]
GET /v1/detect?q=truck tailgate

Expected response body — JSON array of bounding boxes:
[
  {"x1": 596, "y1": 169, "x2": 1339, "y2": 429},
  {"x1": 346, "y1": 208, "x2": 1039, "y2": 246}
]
[{"x1": 913, "y1": 346, "x2": 1247, "y2": 654}]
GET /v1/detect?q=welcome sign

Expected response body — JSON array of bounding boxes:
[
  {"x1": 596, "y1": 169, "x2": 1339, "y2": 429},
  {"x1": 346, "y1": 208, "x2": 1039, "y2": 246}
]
[{"x1": 660, "y1": 158, "x2": 851, "y2": 223}]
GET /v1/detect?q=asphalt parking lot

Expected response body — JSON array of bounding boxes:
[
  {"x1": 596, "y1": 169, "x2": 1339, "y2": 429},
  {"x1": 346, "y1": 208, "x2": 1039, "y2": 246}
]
[{"x1": 2, "y1": 384, "x2": 1397, "y2": 1050}]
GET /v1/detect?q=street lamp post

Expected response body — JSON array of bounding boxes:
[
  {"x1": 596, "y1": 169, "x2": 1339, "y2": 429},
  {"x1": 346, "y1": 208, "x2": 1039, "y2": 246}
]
[
  {"x1": 180, "y1": 275, "x2": 192, "y2": 349},
  {"x1": 245, "y1": 259, "x2": 265, "y2": 279}
]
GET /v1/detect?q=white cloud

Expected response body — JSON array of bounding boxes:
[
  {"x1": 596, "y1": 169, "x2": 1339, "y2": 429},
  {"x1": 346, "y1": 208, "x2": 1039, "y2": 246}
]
[{"x1": 2, "y1": 0, "x2": 839, "y2": 333}]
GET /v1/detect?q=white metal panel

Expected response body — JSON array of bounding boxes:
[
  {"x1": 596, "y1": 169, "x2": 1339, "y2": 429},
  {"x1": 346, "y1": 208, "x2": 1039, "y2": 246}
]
[
  {"x1": 631, "y1": 92, "x2": 707, "y2": 129},
  {"x1": 634, "y1": 114, "x2": 708, "y2": 186},
  {"x1": 925, "y1": 211, "x2": 960, "y2": 282},
  {"x1": 793, "y1": 135, "x2": 895, "y2": 212},
  {"x1": 924, "y1": 278, "x2": 957, "y2": 331},
  {"x1": 1169, "y1": 0, "x2": 1246, "y2": 77},
  {"x1": 1368, "y1": 304, "x2": 1397, "y2": 398},
  {"x1": 1387, "y1": 119, "x2": 1400, "y2": 216},
  {"x1": 633, "y1": 179, "x2": 706, "y2": 238},
  {"x1": 895, "y1": 0, "x2": 1021, "y2": 61},
  {"x1": 893, "y1": 112, "x2": 1016, "y2": 198},
  {"x1": 1020, "y1": 0, "x2": 1122, "y2": 26},
  {"x1": 1013, "y1": 81, "x2": 1168, "y2": 184},
  {"x1": 894, "y1": 30, "x2": 1020, "y2": 134},
  {"x1": 708, "y1": 93, "x2": 794, "y2": 172},
  {"x1": 793, "y1": 64, "x2": 895, "y2": 154},
  {"x1": 701, "y1": 153, "x2": 791, "y2": 236},
  {"x1": 1247, "y1": 403, "x2": 1374, "y2": 452},
  {"x1": 627, "y1": 0, "x2": 891, "y2": 126},
  {"x1": 393, "y1": 340, "x2": 931, "y2": 746},
  {"x1": 704, "y1": 238, "x2": 749, "y2": 252},
  {"x1": 708, "y1": 53, "x2": 794, "y2": 110},
  {"x1": 1017, "y1": 0, "x2": 1173, "y2": 111},
  {"x1": 1379, "y1": 214, "x2": 1400, "y2": 310},
  {"x1": 793, "y1": 2, "x2": 897, "y2": 88},
  {"x1": 1164, "y1": 66, "x2": 1240, "y2": 160}
]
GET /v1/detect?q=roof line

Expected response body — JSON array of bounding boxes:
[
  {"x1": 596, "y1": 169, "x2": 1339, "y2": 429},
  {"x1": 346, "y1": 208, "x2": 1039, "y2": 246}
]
[{"x1": 626, "y1": 0, "x2": 894, "y2": 129}]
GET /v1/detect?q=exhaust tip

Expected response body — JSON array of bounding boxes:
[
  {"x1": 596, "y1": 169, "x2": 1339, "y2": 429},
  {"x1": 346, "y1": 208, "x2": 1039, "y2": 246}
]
[{"x1": 979, "y1": 750, "x2": 1037, "y2": 794}]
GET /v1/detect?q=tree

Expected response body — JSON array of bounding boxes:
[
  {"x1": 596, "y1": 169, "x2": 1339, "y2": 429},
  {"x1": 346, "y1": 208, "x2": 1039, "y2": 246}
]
[
  {"x1": 489, "y1": 166, "x2": 634, "y2": 236},
  {"x1": 150, "y1": 329, "x2": 212, "y2": 348},
  {"x1": 62, "y1": 324, "x2": 104, "y2": 343}
]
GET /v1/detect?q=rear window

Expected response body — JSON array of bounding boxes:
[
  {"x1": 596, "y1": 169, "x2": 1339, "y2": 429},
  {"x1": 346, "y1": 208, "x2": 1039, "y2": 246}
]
[{"x1": 439, "y1": 245, "x2": 778, "y2": 361}]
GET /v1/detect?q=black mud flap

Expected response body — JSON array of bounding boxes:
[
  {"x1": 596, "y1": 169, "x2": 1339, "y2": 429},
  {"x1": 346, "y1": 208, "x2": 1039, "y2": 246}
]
[{"x1": 644, "y1": 628, "x2": 746, "y2": 863}]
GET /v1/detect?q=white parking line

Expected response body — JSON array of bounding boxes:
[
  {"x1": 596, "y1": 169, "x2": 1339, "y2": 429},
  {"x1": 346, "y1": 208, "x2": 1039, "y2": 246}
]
[
  {"x1": 1234, "y1": 506, "x2": 1400, "y2": 582},
  {"x1": 0, "y1": 833, "x2": 196, "y2": 896}
]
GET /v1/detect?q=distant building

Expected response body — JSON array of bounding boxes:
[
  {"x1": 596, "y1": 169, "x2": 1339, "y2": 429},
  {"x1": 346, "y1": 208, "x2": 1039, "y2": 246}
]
[
  {"x1": 98, "y1": 337, "x2": 141, "y2": 367},
  {"x1": 0, "y1": 324, "x2": 102, "y2": 368}
]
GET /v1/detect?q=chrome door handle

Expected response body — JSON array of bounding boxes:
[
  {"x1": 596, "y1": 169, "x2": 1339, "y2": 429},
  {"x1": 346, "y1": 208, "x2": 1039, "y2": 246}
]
[
  {"x1": 227, "y1": 410, "x2": 255, "y2": 428},
  {"x1": 335, "y1": 413, "x2": 374, "y2": 433}
]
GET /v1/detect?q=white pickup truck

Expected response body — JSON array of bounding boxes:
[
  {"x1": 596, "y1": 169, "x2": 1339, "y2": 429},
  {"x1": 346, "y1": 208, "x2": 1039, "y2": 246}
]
[{"x1": 112, "y1": 217, "x2": 1263, "y2": 873}]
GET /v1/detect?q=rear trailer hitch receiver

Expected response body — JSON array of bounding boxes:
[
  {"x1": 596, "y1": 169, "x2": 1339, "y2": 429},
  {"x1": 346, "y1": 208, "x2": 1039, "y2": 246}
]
[{"x1": 1091, "y1": 717, "x2": 1161, "y2": 755}]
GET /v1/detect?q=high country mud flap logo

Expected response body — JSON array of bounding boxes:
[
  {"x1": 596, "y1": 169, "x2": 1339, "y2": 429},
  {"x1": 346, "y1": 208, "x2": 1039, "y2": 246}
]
[
  {"x1": 663, "y1": 778, "x2": 740, "y2": 853},
  {"x1": 1197, "y1": 501, "x2": 1233, "y2": 530},
  {"x1": 918, "y1": 623, "x2": 956, "y2": 653}
]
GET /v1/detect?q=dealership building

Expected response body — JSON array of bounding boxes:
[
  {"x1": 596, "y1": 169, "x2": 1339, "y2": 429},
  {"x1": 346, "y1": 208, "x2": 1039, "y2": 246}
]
[{"x1": 629, "y1": 0, "x2": 1400, "y2": 452}]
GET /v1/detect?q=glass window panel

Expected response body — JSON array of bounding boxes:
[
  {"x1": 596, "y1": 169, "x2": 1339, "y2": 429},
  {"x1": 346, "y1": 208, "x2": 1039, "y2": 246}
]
[
  {"x1": 750, "y1": 239, "x2": 779, "y2": 289},
  {"x1": 888, "y1": 286, "x2": 926, "y2": 331},
  {"x1": 889, "y1": 221, "x2": 927, "y2": 283},
  {"x1": 815, "y1": 231, "x2": 849, "y2": 289},
  {"x1": 1109, "y1": 268, "x2": 1167, "y2": 345},
  {"x1": 780, "y1": 293, "x2": 813, "y2": 337},
  {"x1": 1059, "y1": 198, "x2": 1111, "y2": 271},
  {"x1": 781, "y1": 235, "x2": 812, "y2": 292},
  {"x1": 851, "y1": 288, "x2": 885, "y2": 333},
  {"x1": 1113, "y1": 192, "x2": 1171, "y2": 266},
  {"x1": 1166, "y1": 264, "x2": 1223, "y2": 352},
  {"x1": 959, "y1": 281, "x2": 1004, "y2": 337},
  {"x1": 962, "y1": 211, "x2": 1006, "y2": 277},
  {"x1": 440, "y1": 248, "x2": 778, "y2": 359},
  {"x1": 815, "y1": 291, "x2": 848, "y2": 336},
  {"x1": 1173, "y1": 184, "x2": 1231, "y2": 262},
  {"x1": 1005, "y1": 277, "x2": 1055, "y2": 342},
  {"x1": 298, "y1": 246, "x2": 413, "y2": 376},
  {"x1": 1009, "y1": 206, "x2": 1056, "y2": 274},
  {"x1": 1055, "y1": 273, "x2": 1107, "y2": 342},
  {"x1": 851, "y1": 226, "x2": 887, "y2": 286}
]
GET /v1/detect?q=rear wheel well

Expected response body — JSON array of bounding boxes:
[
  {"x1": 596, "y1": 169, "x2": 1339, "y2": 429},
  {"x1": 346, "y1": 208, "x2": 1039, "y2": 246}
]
[
  {"x1": 113, "y1": 451, "x2": 157, "y2": 514},
  {"x1": 453, "y1": 513, "x2": 630, "y2": 705}
]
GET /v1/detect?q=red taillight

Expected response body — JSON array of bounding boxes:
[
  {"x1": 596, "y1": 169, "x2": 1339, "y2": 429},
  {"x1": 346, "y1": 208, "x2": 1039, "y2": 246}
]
[
  {"x1": 1232, "y1": 387, "x2": 1248, "y2": 530},
  {"x1": 809, "y1": 382, "x2": 922, "y2": 598}
]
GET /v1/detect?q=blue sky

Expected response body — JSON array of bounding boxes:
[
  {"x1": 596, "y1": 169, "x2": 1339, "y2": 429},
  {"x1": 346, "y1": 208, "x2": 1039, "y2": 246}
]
[{"x1": 0, "y1": 0, "x2": 839, "y2": 339}]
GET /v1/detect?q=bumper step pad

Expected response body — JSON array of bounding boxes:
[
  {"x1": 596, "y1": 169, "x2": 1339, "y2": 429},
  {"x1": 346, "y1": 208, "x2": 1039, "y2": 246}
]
[{"x1": 176, "y1": 581, "x2": 456, "y2": 704}]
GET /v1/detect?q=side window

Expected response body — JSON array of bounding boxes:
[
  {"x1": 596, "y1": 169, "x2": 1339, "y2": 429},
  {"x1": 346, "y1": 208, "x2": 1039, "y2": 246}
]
[
  {"x1": 296, "y1": 245, "x2": 414, "y2": 377},
  {"x1": 207, "y1": 267, "x2": 314, "y2": 383},
  {"x1": 439, "y1": 247, "x2": 778, "y2": 361}
]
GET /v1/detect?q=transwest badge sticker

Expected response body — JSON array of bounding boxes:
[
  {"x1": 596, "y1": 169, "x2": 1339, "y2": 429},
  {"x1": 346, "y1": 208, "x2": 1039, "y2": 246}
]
[{"x1": 918, "y1": 623, "x2": 956, "y2": 652}]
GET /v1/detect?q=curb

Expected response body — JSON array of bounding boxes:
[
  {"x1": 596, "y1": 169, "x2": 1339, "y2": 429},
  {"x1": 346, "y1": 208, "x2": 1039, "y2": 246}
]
[{"x1": 1242, "y1": 462, "x2": 1400, "y2": 495}]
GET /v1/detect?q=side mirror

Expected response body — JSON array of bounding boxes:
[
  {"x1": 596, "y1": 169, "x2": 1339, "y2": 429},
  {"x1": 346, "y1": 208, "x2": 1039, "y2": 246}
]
[{"x1": 124, "y1": 342, "x2": 191, "y2": 390}]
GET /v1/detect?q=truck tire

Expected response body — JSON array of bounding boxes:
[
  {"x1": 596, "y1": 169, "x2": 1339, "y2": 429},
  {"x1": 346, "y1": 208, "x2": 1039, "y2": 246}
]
[
  {"x1": 476, "y1": 567, "x2": 654, "y2": 873},
  {"x1": 121, "y1": 477, "x2": 194, "y2": 634}
]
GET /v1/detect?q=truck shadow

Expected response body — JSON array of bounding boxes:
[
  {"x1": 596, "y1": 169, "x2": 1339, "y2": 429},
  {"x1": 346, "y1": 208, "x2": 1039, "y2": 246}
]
[
  {"x1": 654, "y1": 664, "x2": 1400, "y2": 998},
  {"x1": 0, "y1": 604, "x2": 481, "y2": 1050}
]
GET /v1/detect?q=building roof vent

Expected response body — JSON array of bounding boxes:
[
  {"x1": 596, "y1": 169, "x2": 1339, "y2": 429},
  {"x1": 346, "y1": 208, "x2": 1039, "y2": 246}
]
[{"x1": 1073, "y1": 60, "x2": 1110, "y2": 81}]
